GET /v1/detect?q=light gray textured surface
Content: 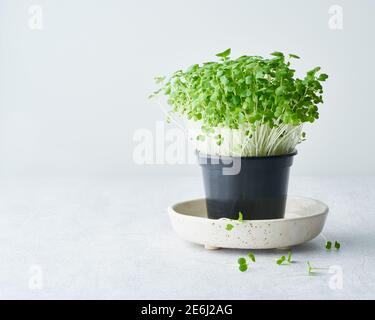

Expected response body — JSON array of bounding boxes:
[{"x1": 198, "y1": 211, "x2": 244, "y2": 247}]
[{"x1": 0, "y1": 175, "x2": 374, "y2": 299}]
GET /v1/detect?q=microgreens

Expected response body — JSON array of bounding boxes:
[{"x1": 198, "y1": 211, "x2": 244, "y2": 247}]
[
  {"x1": 238, "y1": 264, "x2": 248, "y2": 272},
  {"x1": 276, "y1": 251, "x2": 293, "y2": 265},
  {"x1": 276, "y1": 256, "x2": 286, "y2": 265},
  {"x1": 238, "y1": 211, "x2": 244, "y2": 222},
  {"x1": 225, "y1": 224, "x2": 234, "y2": 231},
  {"x1": 225, "y1": 211, "x2": 244, "y2": 231},
  {"x1": 238, "y1": 257, "x2": 248, "y2": 272},
  {"x1": 152, "y1": 49, "x2": 328, "y2": 156},
  {"x1": 307, "y1": 261, "x2": 313, "y2": 274},
  {"x1": 334, "y1": 241, "x2": 341, "y2": 250},
  {"x1": 306, "y1": 261, "x2": 329, "y2": 275},
  {"x1": 325, "y1": 241, "x2": 332, "y2": 250},
  {"x1": 248, "y1": 252, "x2": 256, "y2": 262},
  {"x1": 326, "y1": 240, "x2": 341, "y2": 250},
  {"x1": 237, "y1": 254, "x2": 255, "y2": 272},
  {"x1": 287, "y1": 251, "x2": 292, "y2": 263}
]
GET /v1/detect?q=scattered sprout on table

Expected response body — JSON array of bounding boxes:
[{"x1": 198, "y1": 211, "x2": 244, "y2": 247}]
[
  {"x1": 248, "y1": 252, "x2": 256, "y2": 263},
  {"x1": 226, "y1": 224, "x2": 234, "y2": 231},
  {"x1": 276, "y1": 256, "x2": 286, "y2": 265},
  {"x1": 325, "y1": 241, "x2": 332, "y2": 250},
  {"x1": 334, "y1": 241, "x2": 341, "y2": 250}
]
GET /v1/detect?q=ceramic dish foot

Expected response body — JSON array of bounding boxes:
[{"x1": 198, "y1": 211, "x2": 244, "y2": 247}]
[{"x1": 204, "y1": 244, "x2": 219, "y2": 250}]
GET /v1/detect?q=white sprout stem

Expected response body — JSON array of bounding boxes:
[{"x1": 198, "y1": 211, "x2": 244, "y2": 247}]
[{"x1": 156, "y1": 98, "x2": 187, "y2": 133}]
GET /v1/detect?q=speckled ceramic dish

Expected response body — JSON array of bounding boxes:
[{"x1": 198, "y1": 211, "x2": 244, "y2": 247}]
[{"x1": 168, "y1": 196, "x2": 328, "y2": 250}]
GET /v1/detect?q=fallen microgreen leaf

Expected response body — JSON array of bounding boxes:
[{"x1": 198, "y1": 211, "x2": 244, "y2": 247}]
[
  {"x1": 307, "y1": 261, "x2": 313, "y2": 274},
  {"x1": 306, "y1": 261, "x2": 329, "y2": 275},
  {"x1": 238, "y1": 263, "x2": 248, "y2": 272},
  {"x1": 237, "y1": 256, "x2": 248, "y2": 272},
  {"x1": 334, "y1": 241, "x2": 341, "y2": 250},
  {"x1": 226, "y1": 224, "x2": 234, "y2": 231},
  {"x1": 248, "y1": 252, "x2": 256, "y2": 263},
  {"x1": 276, "y1": 256, "x2": 286, "y2": 265},
  {"x1": 325, "y1": 241, "x2": 332, "y2": 250},
  {"x1": 287, "y1": 251, "x2": 292, "y2": 263}
]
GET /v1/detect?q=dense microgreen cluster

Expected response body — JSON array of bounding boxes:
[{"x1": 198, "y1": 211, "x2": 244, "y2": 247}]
[{"x1": 152, "y1": 49, "x2": 328, "y2": 152}]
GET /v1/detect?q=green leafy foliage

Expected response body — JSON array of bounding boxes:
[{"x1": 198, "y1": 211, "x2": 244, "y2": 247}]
[{"x1": 152, "y1": 49, "x2": 328, "y2": 144}]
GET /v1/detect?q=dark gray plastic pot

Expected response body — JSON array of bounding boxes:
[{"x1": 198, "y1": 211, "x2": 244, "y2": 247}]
[{"x1": 198, "y1": 151, "x2": 297, "y2": 220}]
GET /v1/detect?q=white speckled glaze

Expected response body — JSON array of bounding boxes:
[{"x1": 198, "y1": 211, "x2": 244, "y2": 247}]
[{"x1": 168, "y1": 196, "x2": 328, "y2": 249}]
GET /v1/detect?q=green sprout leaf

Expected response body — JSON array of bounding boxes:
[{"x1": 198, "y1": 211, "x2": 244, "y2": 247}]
[
  {"x1": 326, "y1": 241, "x2": 332, "y2": 250},
  {"x1": 215, "y1": 134, "x2": 223, "y2": 146},
  {"x1": 238, "y1": 263, "x2": 248, "y2": 272},
  {"x1": 248, "y1": 252, "x2": 256, "y2": 262},
  {"x1": 238, "y1": 211, "x2": 244, "y2": 222},
  {"x1": 196, "y1": 134, "x2": 206, "y2": 142},
  {"x1": 216, "y1": 48, "x2": 231, "y2": 59},
  {"x1": 238, "y1": 256, "x2": 248, "y2": 272},
  {"x1": 271, "y1": 51, "x2": 284, "y2": 58},
  {"x1": 226, "y1": 224, "x2": 234, "y2": 231},
  {"x1": 287, "y1": 251, "x2": 292, "y2": 263},
  {"x1": 307, "y1": 261, "x2": 313, "y2": 274},
  {"x1": 306, "y1": 261, "x2": 328, "y2": 275},
  {"x1": 334, "y1": 241, "x2": 341, "y2": 250},
  {"x1": 289, "y1": 54, "x2": 300, "y2": 59},
  {"x1": 276, "y1": 256, "x2": 286, "y2": 265},
  {"x1": 318, "y1": 74, "x2": 329, "y2": 81},
  {"x1": 154, "y1": 76, "x2": 166, "y2": 84}
]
